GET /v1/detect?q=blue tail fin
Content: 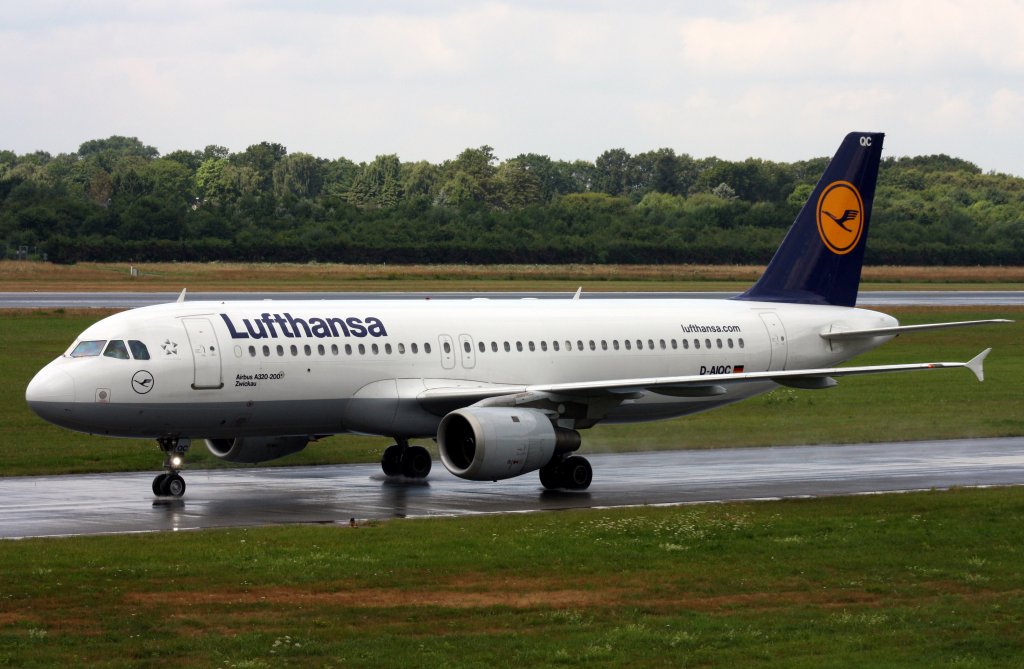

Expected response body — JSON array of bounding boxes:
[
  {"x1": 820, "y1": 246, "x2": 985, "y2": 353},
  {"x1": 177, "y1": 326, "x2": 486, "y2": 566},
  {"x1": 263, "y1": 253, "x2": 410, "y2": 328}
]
[{"x1": 736, "y1": 132, "x2": 884, "y2": 307}]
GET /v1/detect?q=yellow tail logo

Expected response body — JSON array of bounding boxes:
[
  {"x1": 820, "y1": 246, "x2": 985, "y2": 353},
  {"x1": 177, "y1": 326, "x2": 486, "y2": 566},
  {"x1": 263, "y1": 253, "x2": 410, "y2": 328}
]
[{"x1": 816, "y1": 181, "x2": 864, "y2": 255}]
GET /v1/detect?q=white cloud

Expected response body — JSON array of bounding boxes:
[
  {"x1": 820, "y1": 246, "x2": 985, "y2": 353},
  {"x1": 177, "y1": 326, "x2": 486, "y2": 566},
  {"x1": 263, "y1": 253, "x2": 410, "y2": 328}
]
[{"x1": 0, "y1": 0, "x2": 1021, "y2": 174}]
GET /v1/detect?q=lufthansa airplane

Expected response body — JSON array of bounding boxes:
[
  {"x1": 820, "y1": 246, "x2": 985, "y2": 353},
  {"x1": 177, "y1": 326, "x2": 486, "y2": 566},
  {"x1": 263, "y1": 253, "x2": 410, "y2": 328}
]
[{"x1": 26, "y1": 132, "x2": 1008, "y2": 498}]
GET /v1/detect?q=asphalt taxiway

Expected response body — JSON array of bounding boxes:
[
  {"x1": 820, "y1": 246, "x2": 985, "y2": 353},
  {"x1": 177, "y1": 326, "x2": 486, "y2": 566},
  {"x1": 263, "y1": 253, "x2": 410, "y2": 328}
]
[{"x1": 2, "y1": 437, "x2": 1022, "y2": 539}]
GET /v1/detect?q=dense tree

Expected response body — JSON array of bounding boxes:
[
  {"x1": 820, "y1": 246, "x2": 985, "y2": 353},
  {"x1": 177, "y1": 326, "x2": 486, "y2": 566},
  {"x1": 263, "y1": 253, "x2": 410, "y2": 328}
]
[{"x1": 1, "y1": 135, "x2": 1022, "y2": 265}]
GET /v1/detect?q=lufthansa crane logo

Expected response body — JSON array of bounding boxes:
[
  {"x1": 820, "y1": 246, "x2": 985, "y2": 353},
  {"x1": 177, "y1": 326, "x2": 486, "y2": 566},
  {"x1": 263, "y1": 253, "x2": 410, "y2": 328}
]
[
  {"x1": 816, "y1": 180, "x2": 864, "y2": 255},
  {"x1": 132, "y1": 370, "x2": 155, "y2": 395}
]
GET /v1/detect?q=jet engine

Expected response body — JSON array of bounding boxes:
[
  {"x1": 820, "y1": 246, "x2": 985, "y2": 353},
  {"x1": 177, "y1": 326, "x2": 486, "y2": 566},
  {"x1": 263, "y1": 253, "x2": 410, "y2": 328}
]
[
  {"x1": 204, "y1": 436, "x2": 310, "y2": 464},
  {"x1": 437, "y1": 407, "x2": 580, "y2": 481}
]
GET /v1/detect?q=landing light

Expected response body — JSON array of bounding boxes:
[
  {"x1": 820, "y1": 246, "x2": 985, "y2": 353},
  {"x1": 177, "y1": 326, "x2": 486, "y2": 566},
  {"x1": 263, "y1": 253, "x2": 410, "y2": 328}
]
[{"x1": 171, "y1": 456, "x2": 183, "y2": 468}]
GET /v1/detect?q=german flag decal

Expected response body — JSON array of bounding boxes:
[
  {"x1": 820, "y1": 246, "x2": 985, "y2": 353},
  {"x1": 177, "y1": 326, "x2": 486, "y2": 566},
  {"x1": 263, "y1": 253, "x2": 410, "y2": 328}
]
[{"x1": 816, "y1": 180, "x2": 865, "y2": 255}]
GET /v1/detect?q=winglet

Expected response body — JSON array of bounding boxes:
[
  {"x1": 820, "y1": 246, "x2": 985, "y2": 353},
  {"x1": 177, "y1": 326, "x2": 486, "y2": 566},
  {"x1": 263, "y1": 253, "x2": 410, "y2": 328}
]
[
  {"x1": 966, "y1": 348, "x2": 991, "y2": 382},
  {"x1": 176, "y1": 288, "x2": 187, "y2": 304}
]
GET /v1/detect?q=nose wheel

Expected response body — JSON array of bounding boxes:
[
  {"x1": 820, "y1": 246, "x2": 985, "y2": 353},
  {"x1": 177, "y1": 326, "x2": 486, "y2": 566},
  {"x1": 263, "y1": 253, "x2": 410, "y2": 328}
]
[{"x1": 154, "y1": 437, "x2": 191, "y2": 497}]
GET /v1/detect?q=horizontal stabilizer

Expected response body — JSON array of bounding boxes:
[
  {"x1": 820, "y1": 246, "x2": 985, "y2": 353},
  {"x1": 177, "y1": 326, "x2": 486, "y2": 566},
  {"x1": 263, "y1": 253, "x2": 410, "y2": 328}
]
[{"x1": 822, "y1": 319, "x2": 1013, "y2": 341}]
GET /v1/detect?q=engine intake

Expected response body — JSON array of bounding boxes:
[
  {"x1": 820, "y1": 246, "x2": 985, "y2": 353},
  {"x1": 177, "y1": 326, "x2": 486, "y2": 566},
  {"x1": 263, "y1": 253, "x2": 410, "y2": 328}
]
[
  {"x1": 438, "y1": 407, "x2": 580, "y2": 481},
  {"x1": 204, "y1": 436, "x2": 310, "y2": 464}
]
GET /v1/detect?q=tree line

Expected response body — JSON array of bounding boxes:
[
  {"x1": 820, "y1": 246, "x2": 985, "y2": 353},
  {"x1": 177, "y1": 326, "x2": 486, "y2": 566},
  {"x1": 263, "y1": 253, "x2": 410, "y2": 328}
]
[{"x1": 1, "y1": 136, "x2": 1022, "y2": 265}]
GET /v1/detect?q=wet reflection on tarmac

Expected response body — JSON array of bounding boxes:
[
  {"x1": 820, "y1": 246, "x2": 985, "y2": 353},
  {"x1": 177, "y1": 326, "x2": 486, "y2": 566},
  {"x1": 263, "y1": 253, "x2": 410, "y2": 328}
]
[{"x1": 2, "y1": 438, "x2": 1022, "y2": 539}]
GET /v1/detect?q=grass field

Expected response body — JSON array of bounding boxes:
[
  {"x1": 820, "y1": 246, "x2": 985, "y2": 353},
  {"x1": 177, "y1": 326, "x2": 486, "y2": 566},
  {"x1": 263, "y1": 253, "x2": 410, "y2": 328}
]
[
  {"x1": 3, "y1": 260, "x2": 1024, "y2": 292},
  {"x1": 1, "y1": 487, "x2": 1023, "y2": 667},
  {"x1": 1, "y1": 277, "x2": 1022, "y2": 667},
  {"x1": 1, "y1": 306, "x2": 1020, "y2": 477}
]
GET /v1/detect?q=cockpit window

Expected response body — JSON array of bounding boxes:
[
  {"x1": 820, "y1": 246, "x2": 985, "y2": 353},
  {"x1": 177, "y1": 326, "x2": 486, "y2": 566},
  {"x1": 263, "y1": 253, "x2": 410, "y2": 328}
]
[
  {"x1": 70, "y1": 340, "x2": 106, "y2": 357},
  {"x1": 103, "y1": 340, "x2": 130, "y2": 360},
  {"x1": 128, "y1": 340, "x2": 151, "y2": 360}
]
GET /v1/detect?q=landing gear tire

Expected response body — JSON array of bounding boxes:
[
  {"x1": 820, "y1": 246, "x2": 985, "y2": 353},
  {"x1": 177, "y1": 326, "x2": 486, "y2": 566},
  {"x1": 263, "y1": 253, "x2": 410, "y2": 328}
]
[
  {"x1": 539, "y1": 463, "x2": 562, "y2": 490},
  {"x1": 381, "y1": 440, "x2": 432, "y2": 479},
  {"x1": 164, "y1": 473, "x2": 186, "y2": 497},
  {"x1": 402, "y1": 446, "x2": 432, "y2": 479},
  {"x1": 154, "y1": 437, "x2": 190, "y2": 498},
  {"x1": 381, "y1": 444, "x2": 404, "y2": 476},
  {"x1": 539, "y1": 456, "x2": 593, "y2": 491},
  {"x1": 152, "y1": 473, "x2": 168, "y2": 496},
  {"x1": 561, "y1": 456, "x2": 593, "y2": 490}
]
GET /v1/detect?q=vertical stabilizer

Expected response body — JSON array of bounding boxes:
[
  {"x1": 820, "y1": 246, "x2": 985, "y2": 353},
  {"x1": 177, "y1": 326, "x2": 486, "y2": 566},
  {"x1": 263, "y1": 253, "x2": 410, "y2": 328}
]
[{"x1": 736, "y1": 132, "x2": 884, "y2": 307}]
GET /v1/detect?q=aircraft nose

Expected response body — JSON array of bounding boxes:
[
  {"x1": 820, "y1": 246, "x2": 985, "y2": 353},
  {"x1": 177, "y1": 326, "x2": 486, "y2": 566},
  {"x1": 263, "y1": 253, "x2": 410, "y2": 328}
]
[{"x1": 25, "y1": 366, "x2": 76, "y2": 422}]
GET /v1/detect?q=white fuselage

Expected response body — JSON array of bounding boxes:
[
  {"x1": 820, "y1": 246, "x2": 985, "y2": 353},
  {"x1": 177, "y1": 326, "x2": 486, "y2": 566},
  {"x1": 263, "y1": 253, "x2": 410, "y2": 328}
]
[{"x1": 25, "y1": 297, "x2": 896, "y2": 440}]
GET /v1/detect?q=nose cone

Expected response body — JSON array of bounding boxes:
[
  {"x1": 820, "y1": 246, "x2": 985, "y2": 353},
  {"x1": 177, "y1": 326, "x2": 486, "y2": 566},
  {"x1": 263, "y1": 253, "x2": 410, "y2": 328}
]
[{"x1": 26, "y1": 366, "x2": 76, "y2": 425}]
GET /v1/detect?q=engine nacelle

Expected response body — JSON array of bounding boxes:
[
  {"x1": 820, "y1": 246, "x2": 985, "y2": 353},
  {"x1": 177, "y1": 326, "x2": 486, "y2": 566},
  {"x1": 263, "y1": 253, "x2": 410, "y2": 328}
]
[
  {"x1": 204, "y1": 436, "x2": 310, "y2": 464},
  {"x1": 438, "y1": 407, "x2": 580, "y2": 481}
]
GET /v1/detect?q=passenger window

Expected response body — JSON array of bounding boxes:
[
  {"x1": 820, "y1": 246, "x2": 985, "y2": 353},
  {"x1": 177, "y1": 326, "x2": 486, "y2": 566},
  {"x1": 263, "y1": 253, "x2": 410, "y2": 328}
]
[
  {"x1": 424, "y1": 343, "x2": 432, "y2": 354},
  {"x1": 318, "y1": 344, "x2": 325, "y2": 355},
  {"x1": 529, "y1": 341, "x2": 536, "y2": 352},
  {"x1": 613, "y1": 340, "x2": 620, "y2": 350},
  {"x1": 346, "y1": 344, "x2": 353, "y2": 355},
  {"x1": 70, "y1": 340, "x2": 104, "y2": 357},
  {"x1": 577, "y1": 340, "x2": 584, "y2": 351},
  {"x1": 444, "y1": 342, "x2": 452, "y2": 354},
  {"x1": 358, "y1": 344, "x2": 366, "y2": 355},
  {"x1": 491, "y1": 342, "x2": 498, "y2": 352},
  {"x1": 290, "y1": 345, "x2": 298, "y2": 356},
  {"x1": 681, "y1": 339, "x2": 688, "y2": 349},
  {"x1": 650, "y1": 339, "x2": 656, "y2": 349},
  {"x1": 623, "y1": 340, "x2": 630, "y2": 350},
  {"x1": 542, "y1": 341, "x2": 549, "y2": 352},
  {"x1": 372, "y1": 344, "x2": 379, "y2": 354},
  {"x1": 411, "y1": 343, "x2": 419, "y2": 354},
  {"x1": 385, "y1": 343, "x2": 393, "y2": 354},
  {"x1": 478, "y1": 342, "x2": 485, "y2": 353},
  {"x1": 553, "y1": 341, "x2": 559, "y2": 351},
  {"x1": 276, "y1": 345, "x2": 285, "y2": 356},
  {"x1": 504, "y1": 342, "x2": 511, "y2": 352},
  {"x1": 463, "y1": 341, "x2": 471, "y2": 353},
  {"x1": 600, "y1": 340, "x2": 607, "y2": 351},
  {"x1": 516, "y1": 342, "x2": 523, "y2": 352},
  {"x1": 128, "y1": 340, "x2": 151, "y2": 360},
  {"x1": 398, "y1": 343, "x2": 406, "y2": 354},
  {"x1": 248, "y1": 346, "x2": 256, "y2": 357},
  {"x1": 304, "y1": 344, "x2": 312, "y2": 356},
  {"x1": 670, "y1": 339, "x2": 677, "y2": 350},
  {"x1": 263, "y1": 345, "x2": 271, "y2": 356},
  {"x1": 727, "y1": 339, "x2": 734, "y2": 349},
  {"x1": 103, "y1": 340, "x2": 130, "y2": 360},
  {"x1": 694, "y1": 339, "x2": 700, "y2": 350},
  {"x1": 705, "y1": 339, "x2": 712, "y2": 349},
  {"x1": 332, "y1": 344, "x2": 339, "y2": 355},
  {"x1": 739, "y1": 338, "x2": 745, "y2": 349}
]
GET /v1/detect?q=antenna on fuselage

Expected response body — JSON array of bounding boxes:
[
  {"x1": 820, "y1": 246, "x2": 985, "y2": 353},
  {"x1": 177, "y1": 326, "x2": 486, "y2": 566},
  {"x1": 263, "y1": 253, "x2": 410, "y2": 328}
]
[{"x1": 176, "y1": 288, "x2": 187, "y2": 303}]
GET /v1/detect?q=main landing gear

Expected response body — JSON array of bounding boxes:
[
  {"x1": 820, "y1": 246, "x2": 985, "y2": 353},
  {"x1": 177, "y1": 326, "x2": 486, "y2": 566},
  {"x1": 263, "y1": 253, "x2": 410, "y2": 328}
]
[
  {"x1": 153, "y1": 437, "x2": 191, "y2": 497},
  {"x1": 381, "y1": 438, "x2": 432, "y2": 479},
  {"x1": 539, "y1": 454, "x2": 593, "y2": 491}
]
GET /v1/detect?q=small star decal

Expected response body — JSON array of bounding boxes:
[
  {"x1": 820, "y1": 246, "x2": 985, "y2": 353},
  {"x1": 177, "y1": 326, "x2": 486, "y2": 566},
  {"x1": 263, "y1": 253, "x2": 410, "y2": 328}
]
[{"x1": 161, "y1": 339, "x2": 178, "y2": 355}]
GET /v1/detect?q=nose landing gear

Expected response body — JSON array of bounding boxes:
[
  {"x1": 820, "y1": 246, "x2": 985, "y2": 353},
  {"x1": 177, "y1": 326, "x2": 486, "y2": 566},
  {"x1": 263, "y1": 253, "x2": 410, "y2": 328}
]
[{"x1": 153, "y1": 437, "x2": 191, "y2": 497}]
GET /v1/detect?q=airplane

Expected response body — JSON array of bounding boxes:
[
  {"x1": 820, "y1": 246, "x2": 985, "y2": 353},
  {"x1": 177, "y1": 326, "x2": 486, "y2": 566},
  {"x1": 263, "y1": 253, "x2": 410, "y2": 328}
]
[{"x1": 25, "y1": 132, "x2": 1010, "y2": 498}]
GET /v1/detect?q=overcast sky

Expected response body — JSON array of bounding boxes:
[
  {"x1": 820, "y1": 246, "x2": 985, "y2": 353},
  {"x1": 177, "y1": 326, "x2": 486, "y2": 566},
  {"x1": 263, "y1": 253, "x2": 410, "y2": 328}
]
[{"x1": 3, "y1": 0, "x2": 1023, "y2": 175}]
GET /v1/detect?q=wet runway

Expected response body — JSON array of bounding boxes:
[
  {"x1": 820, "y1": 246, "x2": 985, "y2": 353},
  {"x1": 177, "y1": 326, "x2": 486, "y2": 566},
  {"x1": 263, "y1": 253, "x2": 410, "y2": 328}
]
[
  {"x1": 2, "y1": 437, "x2": 1022, "y2": 539},
  {"x1": 2, "y1": 290, "x2": 1024, "y2": 309}
]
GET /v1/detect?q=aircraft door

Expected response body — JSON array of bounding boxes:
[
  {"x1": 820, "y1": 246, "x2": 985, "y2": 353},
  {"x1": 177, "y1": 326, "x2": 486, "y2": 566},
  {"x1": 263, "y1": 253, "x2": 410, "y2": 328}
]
[
  {"x1": 458, "y1": 334, "x2": 476, "y2": 369},
  {"x1": 759, "y1": 312, "x2": 788, "y2": 371},
  {"x1": 438, "y1": 335, "x2": 456, "y2": 370},
  {"x1": 182, "y1": 317, "x2": 224, "y2": 389}
]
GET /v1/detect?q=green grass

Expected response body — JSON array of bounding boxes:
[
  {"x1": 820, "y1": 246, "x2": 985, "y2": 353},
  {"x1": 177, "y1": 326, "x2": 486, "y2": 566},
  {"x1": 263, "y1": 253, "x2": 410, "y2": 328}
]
[
  {"x1": 2, "y1": 307, "x2": 1021, "y2": 476},
  {"x1": 1, "y1": 487, "x2": 1023, "y2": 667}
]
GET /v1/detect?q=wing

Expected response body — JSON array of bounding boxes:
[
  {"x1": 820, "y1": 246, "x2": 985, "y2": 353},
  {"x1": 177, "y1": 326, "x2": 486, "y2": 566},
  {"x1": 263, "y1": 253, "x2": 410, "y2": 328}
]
[{"x1": 416, "y1": 349, "x2": 992, "y2": 419}]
